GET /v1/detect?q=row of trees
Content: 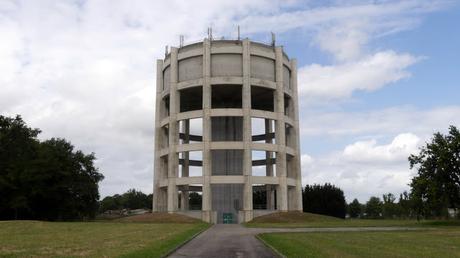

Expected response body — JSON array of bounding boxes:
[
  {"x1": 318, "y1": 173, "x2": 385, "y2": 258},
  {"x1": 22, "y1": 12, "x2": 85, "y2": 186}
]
[
  {"x1": 0, "y1": 115, "x2": 104, "y2": 220},
  {"x1": 347, "y1": 126, "x2": 460, "y2": 219},
  {"x1": 348, "y1": 192, "x2": 414, "y2": 219},
  {"x1": 99, "y1": 190, "x2": 204, "y2": 212},
  {"x1": 99, "y1": 189, "x2": 152, "y2": 212}
]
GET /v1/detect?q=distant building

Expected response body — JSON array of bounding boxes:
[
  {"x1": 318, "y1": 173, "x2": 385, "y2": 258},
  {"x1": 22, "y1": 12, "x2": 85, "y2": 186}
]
[{"x1": 153, "y1": 38, "x2": 303, "y2": 223}]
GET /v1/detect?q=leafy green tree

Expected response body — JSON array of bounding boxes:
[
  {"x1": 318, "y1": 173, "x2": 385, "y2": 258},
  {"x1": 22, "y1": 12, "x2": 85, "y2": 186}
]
[
  {"x1": 0, "y1": 115, "x2": 104, "y2": 220},
  {"x1": 348, "y1": 199, "x2": 362, "y2": 218},
  {"x1": 147, "y1": 194, "x2": 153, "y2": 210},
  {"x1": 409, "y1": 126, "x2": 460, "y2": 218},
  {"x1": 121, "y1": 189, "x2": 151, "y2": 210},
  {"x1": 189, "y1": 192, "x2": 202, "y2": 210},
  {"x1": 253, "y1": 188, "x2": 267, "y2": 209},
  {"x1": 100, "y1": 190, "x2": 152, "y2": 212},
  {"x1": 398, "y1": 191, "x2": 413, "y2": 218},
  {"x1": 382, "y1": 193, "x2": 398, "y2": 218},
  {"x1": 100, "y1": 195, "x2": 122, "y2": 211},
  {"x1": 365, "y1": 196, "x2": 382, "y2": 218},
  {"x1": 303, "y1": 183, "x2": 346, "y2": 218},
  {"x1": 0, "y1": 115, "x2": 40, "y2": 219}
]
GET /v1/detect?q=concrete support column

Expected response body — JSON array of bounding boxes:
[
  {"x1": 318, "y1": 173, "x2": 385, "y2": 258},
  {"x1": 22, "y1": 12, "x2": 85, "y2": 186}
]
[
  {"x1": 242, "y1": 39, "x2": 253, "y2": 222},
  {"x1": 275, "y1": 47, "x2": 288, "y2": 212},
  {"x1": 153, "y1": 59, "x2": 164, "y2": 212},
  {"x1": 181, "y1": 119, "x2": 190, "y2": 211},
  {"x1": 202, "y1": 39, "x2": 212, "y2": 222},
  {"x1": 181, "y1": 119, "x2": 190, "y2": 177},
  {"x1": 291, "y1": 59, "x2": 303, "y2": 211},
  {"x1": 265, "y1": 119, "x2": 274, "y2": 177},
  {"x1": 180, "y1": 191, "x2": 189, "y2": 211},
  {"x1": 265, "y1": 119, "x2": 274, "y2": 210},
  {"x1": 167, "y1": 47, "x2": 179, "y2": 213}
]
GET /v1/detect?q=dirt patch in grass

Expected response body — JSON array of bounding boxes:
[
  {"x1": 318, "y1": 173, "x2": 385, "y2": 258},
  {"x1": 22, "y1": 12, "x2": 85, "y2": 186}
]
[
  {"x1": 250, "y1": 211, "x2": 341, "y2": 224},
  {"x1": 116, "y1": 212, "x2": 202, "y2": 223}
]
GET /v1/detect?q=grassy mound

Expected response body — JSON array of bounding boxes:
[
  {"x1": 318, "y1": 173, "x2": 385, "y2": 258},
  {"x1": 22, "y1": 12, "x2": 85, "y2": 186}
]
[
  {"x1": 116, "y1": 212, "x2": 202, "y2": 223},
  {"x1": 250, "y1": 211, "x2": 341, "y2": 224}
]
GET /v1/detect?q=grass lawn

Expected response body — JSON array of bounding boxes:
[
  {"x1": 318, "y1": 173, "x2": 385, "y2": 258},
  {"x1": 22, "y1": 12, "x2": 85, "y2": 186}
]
[
  {"x1": 246, "y1": 211, "x2": 460, "y2": 228},
  {"x1": 0, "y1": 214, "x2": 209, "y2": 257},
  {"x1": 258, "y1": 229, "x2": 460, "y2": 258}
]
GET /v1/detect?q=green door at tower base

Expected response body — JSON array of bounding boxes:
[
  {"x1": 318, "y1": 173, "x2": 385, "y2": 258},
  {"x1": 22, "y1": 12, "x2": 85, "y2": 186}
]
[{"x1": 223, "y1": 213, "x2": 233, "y2": 224}]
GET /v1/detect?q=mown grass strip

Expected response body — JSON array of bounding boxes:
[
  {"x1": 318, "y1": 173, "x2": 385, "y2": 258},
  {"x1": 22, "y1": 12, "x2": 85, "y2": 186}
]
[
  {"x1": 258, "y1": 229, "x2": 460, "y2": 258},
  {"x1": 0, "y1": 220, "x2": 209, "y2": 257}
]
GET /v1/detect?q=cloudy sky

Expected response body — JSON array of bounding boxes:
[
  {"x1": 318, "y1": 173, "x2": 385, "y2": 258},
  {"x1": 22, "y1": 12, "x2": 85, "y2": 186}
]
[{"x1": 1, "y1": 0, "x2": 459, "y2": 202}]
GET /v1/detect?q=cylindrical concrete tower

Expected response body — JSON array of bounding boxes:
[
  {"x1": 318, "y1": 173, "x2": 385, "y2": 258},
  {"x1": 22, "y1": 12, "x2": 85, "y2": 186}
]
[{"x1": 153, "y1": 39, "x2": 303, "y2": 223}]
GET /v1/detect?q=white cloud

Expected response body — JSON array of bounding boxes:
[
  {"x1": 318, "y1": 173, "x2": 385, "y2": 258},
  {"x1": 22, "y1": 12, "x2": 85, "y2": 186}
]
[
  {"x1": 343, "y1": 133, "x2": 420, "y2": 163},
  {"x1": 0, "y1": 0, "x2": 283, "y2": 196},
  {"x1": 302, "y1": 133, "x2": 422, "y2": 202},
  {"x1": 298, "y1": 51, "x2": 420, "y2": 100},
  {"x1": 301, "y1": 154, "x2": 313, "y2": 167},
  {"x1": 239, "y1": 1, "x2": 445, "y2": 101},
  {"x1": 239, "y1": 0, "x2": 450, "y2": 60},
  {"x1": 313, "y1": 20, "x2": 370, "y2": 61},
  {"x1": 299, "y1": 105, "x2": 460, "y2": 202},
  {"x1": 0, "y1": 0, "x2": 454, "y2": 199},
  {"x1": 300, "y1": 105, "x2": 460, "y2": 138}
]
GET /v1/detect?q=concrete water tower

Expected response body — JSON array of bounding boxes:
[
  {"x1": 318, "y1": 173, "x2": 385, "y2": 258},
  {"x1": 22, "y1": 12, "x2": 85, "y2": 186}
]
[{"x1": 153, "y1": 37, "x2": 303, "y2": 223}]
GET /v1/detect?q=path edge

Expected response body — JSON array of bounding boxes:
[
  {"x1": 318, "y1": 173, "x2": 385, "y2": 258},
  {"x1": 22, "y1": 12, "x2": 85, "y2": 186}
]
[
  {"x1": 161, "y1": 224, "x2": 212, "y2": 258},
  {"x1": 255, "y1": 233, "x2": 286, "y2": 258}
]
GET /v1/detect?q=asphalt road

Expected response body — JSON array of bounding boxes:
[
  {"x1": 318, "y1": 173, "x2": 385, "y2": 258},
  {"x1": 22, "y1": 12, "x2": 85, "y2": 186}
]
[
  {"x1": 168, "y1": 224, "x2": 421, "y2": 258},
  {"x1": 167, "y1": 224, "x2": 279, "y2": 258}
]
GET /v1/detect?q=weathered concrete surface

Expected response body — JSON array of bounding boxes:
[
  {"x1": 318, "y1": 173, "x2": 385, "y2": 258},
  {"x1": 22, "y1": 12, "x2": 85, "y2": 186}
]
[
  {"x1": 168, "y1": 224, "x2": 279, "y2": 258},
  {"x1": 168, "y1": 224, "x2": 425, "y2": 258},
  {"x1": 153, "y1": 39, "x2": 304, "y2": 223}
]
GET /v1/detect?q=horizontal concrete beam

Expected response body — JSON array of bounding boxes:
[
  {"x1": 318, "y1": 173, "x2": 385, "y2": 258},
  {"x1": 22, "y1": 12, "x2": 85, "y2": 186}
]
[
  {"x1": 252, "y1": 133, "x2": 275, "y2": 142},
  {"x1": 178, "y1": 159, "x2": 203, "y2": 166}
]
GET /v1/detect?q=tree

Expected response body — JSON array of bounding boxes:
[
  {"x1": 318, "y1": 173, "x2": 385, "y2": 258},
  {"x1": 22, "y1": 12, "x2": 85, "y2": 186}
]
[
  {"x1": 365, "y1": 196, "x2": 382, "y2": 218},
  {"x1": 348, "y1": 199, "x2": 362, "y2": 218},
  {"x1": 0, "y1": 115, "x2": 41, "y2": 219},
  {"x1": 303, "y1": 183, "x2": 346, "y2": 218},
  {"x1": 99, "y1": 190, "x2": 152, "y2": 213},
  {"x1": 409, "y1": 126, "x2": 460, "y2": 218},
  {"x1": 398, "y1": 191, "x2": 413, "y2": 218},
  {"x1": 253, "y1": 188, "x2": 267, "y2": 209},
  {"x1": 100, "y1": 195, "x2": 122, "y2": 211},
  {"x1": 189, "y1": 192, "x2": 202, "y2": 210},
  {"x1": 382, "y1": 193, "x2": 398, "y2": 219},
  {"x1": 0, "y1": 115, "x2": 104, "y2": 220},
  {"x1": 121, "y1": 189, "x2": 151, "y2": 210}
]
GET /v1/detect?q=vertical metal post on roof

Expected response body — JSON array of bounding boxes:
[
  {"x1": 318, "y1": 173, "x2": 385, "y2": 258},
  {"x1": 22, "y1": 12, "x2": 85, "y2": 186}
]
[{"x1": 237, "y1": 25, "x2": 240, "y2": 40}]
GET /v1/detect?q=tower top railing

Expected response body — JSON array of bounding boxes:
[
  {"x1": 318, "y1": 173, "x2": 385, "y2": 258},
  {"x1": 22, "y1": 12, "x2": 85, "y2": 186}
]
[{"x1": 164, "y1": 29, "x2": 289, "y2": 60}]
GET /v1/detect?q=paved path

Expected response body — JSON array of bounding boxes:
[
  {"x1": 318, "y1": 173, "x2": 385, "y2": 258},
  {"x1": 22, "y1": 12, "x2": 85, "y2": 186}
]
[
  {"x1": 168, "y1": 225, "x2": 421, "y2": 258},
  {"x1": 168, "y1": 224, "x2": 278, "y2": 258}
]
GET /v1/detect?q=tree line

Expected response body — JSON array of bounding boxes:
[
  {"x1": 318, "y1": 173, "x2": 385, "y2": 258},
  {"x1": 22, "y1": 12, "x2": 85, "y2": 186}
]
[
  {"x1": 305, "y1": 126, "x2": 460, "y2": 219},
  {"x1": 99, "y1": 189, "x2": 152, "y2": 212},
  {"x1": 348, "y1": 192, "x2": 416, "y2": 219},
  {"x1": 0, "y1": 115, "x2": 104, "y2": 220},
  {"x1": 1, "y1": 114, "x2": 458, "y2": 220}
]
